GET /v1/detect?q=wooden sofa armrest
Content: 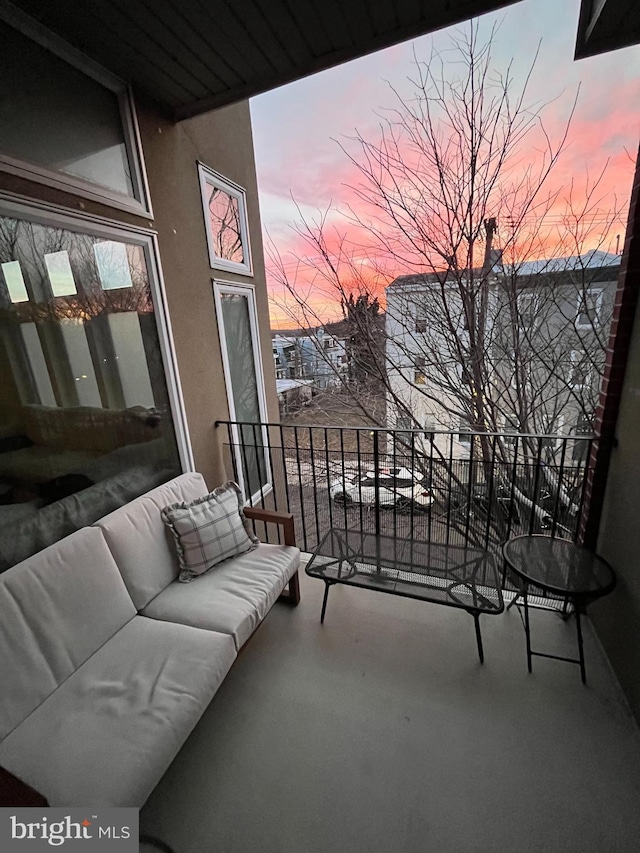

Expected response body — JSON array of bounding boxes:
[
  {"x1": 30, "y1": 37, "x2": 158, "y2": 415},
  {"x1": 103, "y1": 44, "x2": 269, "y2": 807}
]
[
  {"x1": 0, "y1": 766, "x2": 48, "y2": 806},
  {"x1": 243, "y1": 507, "x2": 300, "y2": 605},
  {"x1": 244, "y1": 507, "x2": 296, "y2": 547}
]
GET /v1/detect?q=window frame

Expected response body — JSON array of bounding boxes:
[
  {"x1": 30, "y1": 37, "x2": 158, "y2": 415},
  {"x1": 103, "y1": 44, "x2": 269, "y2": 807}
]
[
  {"x1": 213, "y1": 279, "x2": 272, "y2": 504},
  {"x1": 569, "y1": 349, "x2": 591, "y2": 390},
  {"x1": 199, "y1": 164, "x2": 253, "y2": 276},
  {"x1": 0, "y1": 189, "x2": 194, "y2": 471},
  {"x1": 575, "y1": 288, "x2": 603, "y2": 330},
  {"x1": 413, "y1": 355, "x2": 426, "y2": 385},
  {"x1": 0, "y1": 4, "x2": 152, "y2": 217},
  {"x1": 457, "y1": 418, "x2": 472, "y2": 446},
  {"x1": 518, "y1": 291, "x2": 539, "y2": 330}
]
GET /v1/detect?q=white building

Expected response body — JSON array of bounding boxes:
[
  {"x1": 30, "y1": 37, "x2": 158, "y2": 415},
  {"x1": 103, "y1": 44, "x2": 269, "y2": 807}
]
[{"x1": 385, "y1": 252, "x2": 620, "y2": 459}]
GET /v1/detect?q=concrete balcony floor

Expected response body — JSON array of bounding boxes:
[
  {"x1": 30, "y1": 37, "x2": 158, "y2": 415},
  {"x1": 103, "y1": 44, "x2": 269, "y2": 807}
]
[{"x1": 141, "y1": 570, "x2": 640, "y2": 853}]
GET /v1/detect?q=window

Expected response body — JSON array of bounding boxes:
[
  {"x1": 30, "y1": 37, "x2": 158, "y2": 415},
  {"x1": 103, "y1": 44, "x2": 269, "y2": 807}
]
[
  {"x1": 415, "y1": 305, "x2": 427, "y2": 333},
  {"x1": 518, "y1": 292, "x2": 538, "y2": 329},
  {"x1": 504, "y1": 413, "x2": 520, "y2": 444},
  {"x1": 0, "y1": 201, "x2": 186, "y2": 571},
  {"x1": 572, "y1": 413, "x2": 592, "y2": 462},
  {"x1": 0, "y1": 18, "x2": 149, "y2": 215},
  {"x1": 510, "y1": 351, "x2": 532, "y2": 391},
  {"x1": 199, "y1": 165, "x2": 252, "y2": 275},
  {"x1": 414, "y1": 356, "x2": 426, "y2": 385},
  {"x1": 458, "y1": 418, "x2": 472, "y2": 445},
  {"x1": 214, "y1": 281, "x2": 270, "y2": 503},
  {"x1": 576, "y1": 289, "x2": 603, "y2": 329},
  {"x1": 570, "y1": 350, "x2": 591, "y2": 389}
]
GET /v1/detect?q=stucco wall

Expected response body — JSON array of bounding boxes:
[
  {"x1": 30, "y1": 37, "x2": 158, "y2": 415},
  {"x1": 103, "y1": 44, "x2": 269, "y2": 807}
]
[
  {"x1": 594, "y1": 294, "x2": 640, "y2": 718},
  {"x1": 0, "y1": 95, "x2": 278, "y2": 490},
  {"x1": 136, "y1": 99, "x2": 278, "y2": 487}
]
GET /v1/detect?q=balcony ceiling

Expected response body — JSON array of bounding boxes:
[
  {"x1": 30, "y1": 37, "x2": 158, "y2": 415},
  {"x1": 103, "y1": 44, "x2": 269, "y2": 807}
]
[
  {"x1": 6, "y1": 1, "x2": 639, "y2": 121},
  {"x1": 7, "y1": 0, "x2": 523, "y2": 119}
]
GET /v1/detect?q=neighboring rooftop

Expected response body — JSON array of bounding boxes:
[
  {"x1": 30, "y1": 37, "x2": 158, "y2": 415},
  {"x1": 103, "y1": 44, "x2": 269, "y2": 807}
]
[{"x1": 388, "y1": 252, "x2": 622, "y2": 290}]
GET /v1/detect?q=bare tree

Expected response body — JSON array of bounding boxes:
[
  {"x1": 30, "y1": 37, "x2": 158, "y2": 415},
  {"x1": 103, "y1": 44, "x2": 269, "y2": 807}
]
[{"x1": 266, "y1": 22, "x2": 629, "y2": 542}]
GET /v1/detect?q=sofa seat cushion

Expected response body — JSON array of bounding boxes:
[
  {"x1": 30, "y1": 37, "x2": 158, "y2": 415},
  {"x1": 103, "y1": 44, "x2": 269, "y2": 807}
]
[
  {"x1": 142, "y1": 544, "x2": 300, "y2": 650},
  {"x1": 0, "y1": 527, "x2": 137, "y2": 740},
  {"x1": 0, "y1": 616, "x2": 236, "y2": 807},
  {"x1": 95, "y1": 473, "x2": 209, "y2": 609},
  {"x1": 0, "y1": 446, "x2": 99, "y2": 483}
]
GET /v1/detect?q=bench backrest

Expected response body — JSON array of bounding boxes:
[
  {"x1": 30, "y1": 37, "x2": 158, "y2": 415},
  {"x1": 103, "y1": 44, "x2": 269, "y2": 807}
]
[
  {"x1": 93, "y1": 472, "x2": 209, "y2": 610},
  {"x1": 0, "y1": 527, "x2": 136, "y2": 740}
]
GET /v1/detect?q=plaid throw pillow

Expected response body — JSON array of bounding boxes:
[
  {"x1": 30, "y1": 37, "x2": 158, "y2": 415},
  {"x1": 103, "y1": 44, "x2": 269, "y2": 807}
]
[{"x1": 161, "y1": 481, "x2": 259, "y2": 583}]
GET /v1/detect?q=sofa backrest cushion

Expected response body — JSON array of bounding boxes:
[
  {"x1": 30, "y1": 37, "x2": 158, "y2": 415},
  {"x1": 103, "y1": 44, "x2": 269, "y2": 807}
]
[
  {"x1": 0, "y1": 526, "x2": 137, "y2": 740},
  {"x1": 94, "y1": 473, "x2": 209, "y2": 610},
  {"x1": 22, "y1": 404, "x2": 159, "y2": 453}
]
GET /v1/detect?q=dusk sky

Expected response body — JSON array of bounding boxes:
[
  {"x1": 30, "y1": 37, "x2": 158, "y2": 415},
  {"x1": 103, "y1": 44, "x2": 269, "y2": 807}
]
[{"x1": 250, "y1": 0, "x2": 640, "y2": 327}]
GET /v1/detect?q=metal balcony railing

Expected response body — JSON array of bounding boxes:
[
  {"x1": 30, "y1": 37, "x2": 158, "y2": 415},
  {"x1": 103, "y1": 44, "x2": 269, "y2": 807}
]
[{"x1": 215, "y1": 420, "x2": 595, "y2": 587}]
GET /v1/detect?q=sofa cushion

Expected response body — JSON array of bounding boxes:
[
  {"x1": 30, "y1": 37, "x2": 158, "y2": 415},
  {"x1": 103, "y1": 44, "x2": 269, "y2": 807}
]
[
  {"x1": 22, "y1": 404, "x2": 159, "y2": 453},
  {"x1": 142, "y1": 543, "x2": 300, "y2": 649},
  {"x1": 0, "y1": 616, "x2": 237, "y2": 807},
  {"x1": 0, "y1": 445, "x2": 99, "y2": 483},
  {"x1": 94, "y1": 473, "x2": 209, "y2": 609},
  {"x1": 0, "y1": 465, "x2": 174, "y2": 575},
  {"x1": 162, "y1": 481, "x2": 259, "y2": 583},
  {"x1": 0, "y1": 527, "x2": 137, "y2": 740}
]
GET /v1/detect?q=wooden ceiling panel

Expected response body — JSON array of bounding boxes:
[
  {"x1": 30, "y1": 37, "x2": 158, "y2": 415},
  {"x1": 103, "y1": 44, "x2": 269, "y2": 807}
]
[{"x1": 5, "y1": 0, "x2": 546, "y2": 120}]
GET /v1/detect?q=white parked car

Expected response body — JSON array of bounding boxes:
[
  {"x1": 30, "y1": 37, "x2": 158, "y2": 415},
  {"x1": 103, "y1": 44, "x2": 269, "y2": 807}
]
[{"x1": 329, "y1": 466, "x2": 433, "y2": 511}]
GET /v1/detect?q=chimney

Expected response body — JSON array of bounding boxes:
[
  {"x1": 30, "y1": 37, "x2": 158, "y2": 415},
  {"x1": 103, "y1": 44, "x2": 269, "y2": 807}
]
[{"x1": 483, "y1": 218, "x2": 497, "y2": 272}]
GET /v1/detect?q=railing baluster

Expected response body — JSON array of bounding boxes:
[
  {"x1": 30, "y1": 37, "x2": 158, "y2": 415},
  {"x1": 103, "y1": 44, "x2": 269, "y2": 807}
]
[
  {"x1": 550, "y1": 436, "x2": 568, "y2": 539},
  {"x1": 392, "y1": 424, "x2": 398, "y2": 540},
  {"x1": 309, "y1": 426, "x2": 321, "y2": 550},
  {"x1": 373, "y1": 430, "x2": 381, "y2": 540},
  {"x1": 484, "y1": 434, "x2": 498, "y2": 551},
  {"x1": 446, "y1": 430, "x2": 454, "y2": 547},
  {"x1": 293, "y1": 424, "x2": 308, "y2": 552},
  {"x1": 252, "y1": 422, "x2": 269, "y2": 543},
  {"x1": 576, "y1": 436, "x2": 594, "y2": 543},
  {"x1": 373, "y1": 429, "x2": 381, "y2": 568},
  {"x1": 427, "y1": 432, "x2": 434, "y2": 544},
  {"x1": 528, "y1": 437, "x2": 544, "y2": 537},
  {"x1": 279, "y1": 423, "x2": 291, "y2": 513},
  {"x1": 464, "y1": 431, "x2": 475, "y2": 548},
  {"x1": 226, "y1": 422, "x2": 236, "y2": 481},
  {"x1": 239, "y1": 425, "x2": 251, "y2": 503},
  {"x1": 505, "y1": 435, "x2": 520, "y2": 544},
  {"x1": 356, "y1": 427, "x2": 364, "y2": 535},
  {"x1": 325, "y1": 427, "x2": 333, "y2": 534},
  {"x1": 339, "y1": 426, "x2": 348, "y2": 531},
  {"x1": 409, "y1": 429, "x2": 416, "y2": 540}
]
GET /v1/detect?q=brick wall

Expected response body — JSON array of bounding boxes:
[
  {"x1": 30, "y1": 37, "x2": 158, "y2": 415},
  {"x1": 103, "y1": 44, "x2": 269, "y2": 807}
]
[{"x1": 580, "y1": 143, "x2": 640, "y2": 547}]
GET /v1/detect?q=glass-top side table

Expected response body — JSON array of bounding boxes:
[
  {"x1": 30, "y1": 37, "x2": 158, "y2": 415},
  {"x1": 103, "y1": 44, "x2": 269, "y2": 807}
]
[{"x1": 503, "y1": 535, "x2": 616, "y2": 683}]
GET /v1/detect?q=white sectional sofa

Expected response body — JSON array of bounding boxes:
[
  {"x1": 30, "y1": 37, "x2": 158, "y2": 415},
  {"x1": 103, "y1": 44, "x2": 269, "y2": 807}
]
[{"x1": 0, "y1": 473, "x2": 300, "y2": 807}]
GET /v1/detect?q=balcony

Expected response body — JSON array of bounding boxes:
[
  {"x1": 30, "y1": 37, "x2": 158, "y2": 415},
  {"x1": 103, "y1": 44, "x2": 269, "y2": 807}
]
[
  {"x1": 140, "y1": 567, "x2": 640, "y2": 852},
  {"x1": 136, "y1": 421, "x2": 640, "y2": 850}
]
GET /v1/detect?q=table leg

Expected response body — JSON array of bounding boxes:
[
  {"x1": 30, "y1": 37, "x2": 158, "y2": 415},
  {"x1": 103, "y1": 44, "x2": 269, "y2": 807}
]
[
  {"x1": 575, "y1": 603, "x2": 587, "y2": 684},
  {"x1": 473, "y1": 613, "x2": 484, "y2": 664},
  {"x1": 320, "y1": 582, "x2": 331, "y2": 624},
  {"x1": 523, "y1": 586, "x2": 532, "y2": 673}
]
